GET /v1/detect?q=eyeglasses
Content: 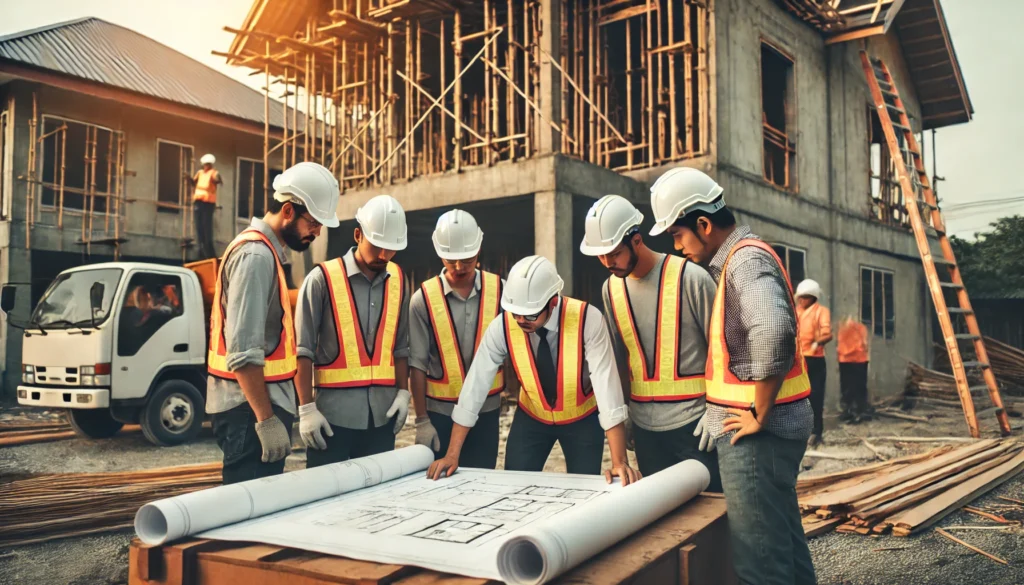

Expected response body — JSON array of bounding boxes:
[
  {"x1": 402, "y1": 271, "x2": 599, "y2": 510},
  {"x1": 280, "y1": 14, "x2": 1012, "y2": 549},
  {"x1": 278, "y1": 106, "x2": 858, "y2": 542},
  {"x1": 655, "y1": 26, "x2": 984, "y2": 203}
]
[
  {"x1": 515, "y1": 309, "x2": 545, "y2": 322},
  {"x1": 299, "y1": 213, "x2": 323, "y2": 230}
]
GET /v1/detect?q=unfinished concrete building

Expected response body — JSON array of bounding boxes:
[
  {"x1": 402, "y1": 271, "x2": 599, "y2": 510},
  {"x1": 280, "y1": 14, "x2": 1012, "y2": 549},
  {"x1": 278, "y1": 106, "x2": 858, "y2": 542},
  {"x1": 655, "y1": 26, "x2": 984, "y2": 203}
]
[{"x1": 220, "y1": 0, "x2": 969, "y2": 405}]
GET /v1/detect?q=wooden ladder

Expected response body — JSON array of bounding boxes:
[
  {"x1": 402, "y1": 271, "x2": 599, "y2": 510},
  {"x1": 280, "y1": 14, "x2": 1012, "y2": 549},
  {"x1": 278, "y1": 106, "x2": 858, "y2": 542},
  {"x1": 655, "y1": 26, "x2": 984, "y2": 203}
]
[{"x1": 860, "y1": 52, "x2": 1011, "y2": 438}]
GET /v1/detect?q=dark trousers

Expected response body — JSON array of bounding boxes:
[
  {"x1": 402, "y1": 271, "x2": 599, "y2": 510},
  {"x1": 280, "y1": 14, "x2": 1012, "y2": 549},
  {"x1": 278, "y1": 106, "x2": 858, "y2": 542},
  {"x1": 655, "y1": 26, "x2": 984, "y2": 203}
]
[
  {"x1": 806, "y1": 356, "x2": 827, "y2": 438},
  {"x1": 306, "y1": 420, "x2": 396, "y2": 468},
  {"x1": 193, "y1": 201, "x2": 217, "y2": 260},
  {"x1": 212, "y1": 403, "x2": 295, "y2": 485},
  {"x1": 633, "y1": 417, "x2": 723, "y2": 492},
  {"x1": 429, "y1": 409, "x2": 500, "y2": 469},
  {"x1": 716, "y1": 432, "x2": 816, "y2": 585},
  {"x1": 504, "y1": 408, "x2": 605, "y2": 475},
  {"x1": 840, "y1": 362, "x2": 869, "y2": 417}
]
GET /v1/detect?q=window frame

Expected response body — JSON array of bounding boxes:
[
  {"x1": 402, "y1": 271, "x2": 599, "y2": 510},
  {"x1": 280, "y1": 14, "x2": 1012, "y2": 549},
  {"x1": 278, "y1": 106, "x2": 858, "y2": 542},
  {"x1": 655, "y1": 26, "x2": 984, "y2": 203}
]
[
  {"x1": 236, "y1": 156, "x2": 284, "y2": 221},
  {"x1": 770, "y1": 243, "x2": 806, "y2": 288},
  {"x1": 38, "y1": 114, "x2": 120, "y2": 214},
  {"x1": 155, "y1": 139, "x2": 195, "y2": 215},
  {"x1": 116, "y1": 270, "x2": 186, "y2": 357},
  {"x1": 0, "y1": 107, "x2": 8, "y2": 220},
  {"x1": 759, "y1": 38, "x2": 798, "y2": 192},
  {"x1": 860, "y1": 265, "x2": 896, "y2": 340}
]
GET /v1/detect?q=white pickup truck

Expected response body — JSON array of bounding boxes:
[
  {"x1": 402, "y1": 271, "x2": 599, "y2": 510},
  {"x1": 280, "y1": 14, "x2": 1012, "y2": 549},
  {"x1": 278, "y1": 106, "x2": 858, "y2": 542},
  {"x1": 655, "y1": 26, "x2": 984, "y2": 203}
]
[{"x1": 3, "y1": 262, "x2": 212, "y2": 446}]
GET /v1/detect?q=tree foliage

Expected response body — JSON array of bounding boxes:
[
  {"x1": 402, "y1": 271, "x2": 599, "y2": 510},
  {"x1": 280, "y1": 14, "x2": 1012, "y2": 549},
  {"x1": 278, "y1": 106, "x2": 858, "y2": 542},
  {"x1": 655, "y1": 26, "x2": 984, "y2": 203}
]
[{"x1": 950, "y1": 215, "x2": 1024, "y2": 298}]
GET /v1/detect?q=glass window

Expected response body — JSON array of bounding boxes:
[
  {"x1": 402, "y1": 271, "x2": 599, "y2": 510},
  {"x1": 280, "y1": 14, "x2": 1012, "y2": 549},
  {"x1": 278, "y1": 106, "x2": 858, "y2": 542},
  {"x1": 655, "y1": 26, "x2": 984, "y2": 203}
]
[
  {"x1": 40, "y1": 116, "x2": 119, "y2": 213},
  {"x1": 31, "y1": 268, "x2": 122, "y2": 329},
  {"x1": 237, "y1": 159, "x2": 283, "y2": 219},
  {"x1": 157, "y1": 141, "x2": 194, "y2": 213},
  {"x1": 860, "y1": 267, "x2": 895, "y2": 339},
  {"x1": 771, "y1": 244, "x2": 806, "y2": 287},
  {"x1": 117, "y1": 272, "x2": 185, "y2": 356}
]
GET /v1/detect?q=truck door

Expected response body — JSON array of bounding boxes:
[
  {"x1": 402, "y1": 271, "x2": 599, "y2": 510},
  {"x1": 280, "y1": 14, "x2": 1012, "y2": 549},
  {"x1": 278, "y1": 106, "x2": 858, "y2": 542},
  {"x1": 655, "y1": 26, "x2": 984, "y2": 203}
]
[{"x1": 111, "y1": 271, "x2": 189, "y2": 400}]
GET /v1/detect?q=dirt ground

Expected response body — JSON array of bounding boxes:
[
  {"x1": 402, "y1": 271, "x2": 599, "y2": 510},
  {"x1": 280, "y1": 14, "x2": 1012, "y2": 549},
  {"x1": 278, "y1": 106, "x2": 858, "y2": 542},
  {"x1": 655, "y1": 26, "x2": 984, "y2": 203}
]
[{"x1": 1, "y1": 402, "x2": 1022, "y2": 585}]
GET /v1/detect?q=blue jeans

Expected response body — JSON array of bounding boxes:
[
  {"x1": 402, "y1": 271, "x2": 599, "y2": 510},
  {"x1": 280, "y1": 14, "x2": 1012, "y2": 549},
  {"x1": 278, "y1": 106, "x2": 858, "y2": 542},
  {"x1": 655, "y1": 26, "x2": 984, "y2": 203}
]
[{"x1": 716, "y1": 431, "x2": 816, "y2": 585}]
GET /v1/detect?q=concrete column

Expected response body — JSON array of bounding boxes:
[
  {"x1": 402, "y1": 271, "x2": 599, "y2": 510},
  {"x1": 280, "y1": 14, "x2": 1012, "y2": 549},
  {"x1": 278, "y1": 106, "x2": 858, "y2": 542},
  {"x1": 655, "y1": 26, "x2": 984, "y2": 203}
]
[
  {"x1": 538, "y1": 0, "x2": 562, "y2": 154},
  {"x1": 534, "y1": 191, "x2": 573, "y2": 295}
]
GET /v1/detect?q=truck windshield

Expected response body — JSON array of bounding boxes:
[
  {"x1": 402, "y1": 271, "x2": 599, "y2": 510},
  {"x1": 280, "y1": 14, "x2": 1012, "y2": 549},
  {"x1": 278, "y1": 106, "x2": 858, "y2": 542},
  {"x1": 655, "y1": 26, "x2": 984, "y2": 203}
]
[{"x1": 31, "y1": 268, "x2": 123, "y2": 329}]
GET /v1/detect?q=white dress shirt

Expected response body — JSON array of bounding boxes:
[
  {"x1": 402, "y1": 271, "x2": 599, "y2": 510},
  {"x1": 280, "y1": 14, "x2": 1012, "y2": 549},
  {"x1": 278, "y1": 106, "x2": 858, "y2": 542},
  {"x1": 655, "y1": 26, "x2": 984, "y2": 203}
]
[{"x1": 452, "y1": 297, "x2": 628, "y2": 431}]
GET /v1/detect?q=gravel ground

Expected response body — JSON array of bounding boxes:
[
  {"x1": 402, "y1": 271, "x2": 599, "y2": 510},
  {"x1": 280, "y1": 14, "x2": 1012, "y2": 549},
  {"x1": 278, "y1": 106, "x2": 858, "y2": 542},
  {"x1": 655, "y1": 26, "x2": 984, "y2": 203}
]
[{"x1": 1, "y1": 402, "x2": 1021, "y2": 584}]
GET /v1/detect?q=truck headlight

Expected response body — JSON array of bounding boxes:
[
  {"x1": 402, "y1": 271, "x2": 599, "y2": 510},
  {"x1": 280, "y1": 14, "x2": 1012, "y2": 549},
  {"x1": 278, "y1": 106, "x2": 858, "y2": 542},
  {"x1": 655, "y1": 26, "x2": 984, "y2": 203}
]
[
  {"x1": 22, "y1": 364, "x2": 34, "y2": 384},
  {"x1": 81, "y1": 375, "x2": 95, "y2": 386}
]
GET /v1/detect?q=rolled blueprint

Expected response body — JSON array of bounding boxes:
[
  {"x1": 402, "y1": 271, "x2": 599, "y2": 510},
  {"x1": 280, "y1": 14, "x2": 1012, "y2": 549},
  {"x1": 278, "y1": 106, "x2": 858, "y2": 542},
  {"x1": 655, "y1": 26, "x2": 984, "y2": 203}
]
[
  {"x1": 135, "y1": 445, "x2": 434, "y2": 545},
  {"x1": 496, "y1": 458, "x2": 710, "y2": 585}
]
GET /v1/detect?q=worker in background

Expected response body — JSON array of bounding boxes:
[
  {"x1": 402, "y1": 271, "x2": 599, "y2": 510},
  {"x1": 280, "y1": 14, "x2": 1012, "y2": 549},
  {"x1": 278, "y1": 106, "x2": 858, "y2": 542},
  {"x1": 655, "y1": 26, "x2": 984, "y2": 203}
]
[
  {"x1": 795, "y1": 279, "x2": 832, "y2": 448},
  {"x1": 186, "y1": 153, "x2": 222, "y2": 260},
  {"x1": 409, "y1": 210, "x2": 512, "y2": 468},
  {"x1": 650, "y1": 168, "x2": 815, "y2": 585},
  {"x1": 206, "y1": 162, "x2": 338, "y2": 485},
  {"x1": 427, "y1": 255, "x2": 639, "y2": 485},
  {"x1": 295, "y1": 194, "x2": 412, "y2": 466},
  {"x1": 579, "y1": 195, "x2": 721, "y2": 490},
  {"x1": 837, "y1": 317, "x2": 871, "y2": 423}
]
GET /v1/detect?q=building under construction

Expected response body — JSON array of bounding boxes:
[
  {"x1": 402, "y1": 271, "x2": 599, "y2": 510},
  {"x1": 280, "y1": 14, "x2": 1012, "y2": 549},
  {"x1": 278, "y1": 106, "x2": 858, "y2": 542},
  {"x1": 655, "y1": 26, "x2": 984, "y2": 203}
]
[{"x1": 222, "y1": 0, "x2": 988, "y2": 424}]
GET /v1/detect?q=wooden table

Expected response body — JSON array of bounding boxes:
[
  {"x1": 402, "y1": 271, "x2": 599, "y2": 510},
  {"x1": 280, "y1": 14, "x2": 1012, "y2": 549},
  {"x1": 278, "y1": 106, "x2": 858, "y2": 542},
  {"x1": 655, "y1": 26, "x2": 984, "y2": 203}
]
[{"x1": 129, "y1": 494, "x2": 734, "y2": 585}]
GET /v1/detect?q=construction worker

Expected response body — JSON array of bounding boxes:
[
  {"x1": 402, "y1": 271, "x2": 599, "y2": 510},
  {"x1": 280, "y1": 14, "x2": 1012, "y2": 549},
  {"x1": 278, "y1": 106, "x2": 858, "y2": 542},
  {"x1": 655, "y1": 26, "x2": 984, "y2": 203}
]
[
  {"x1": 187, "y1": 153, "x2": 222, "y2": 260},
  {"x1": 579, "y1": 195, "x2": 721, "y2": 490},
  {"x1": 427, "y1": 255, "x2": 639, "y2": 485},
  {"x1": 295, "y1": 194, "x2": 412, "y2": 466},
  {"x1": 206, "y1": 161, "x2": 338, "y2": 485},
  {"x1": 837, "y1": 317, "x2": 871, "y2": 423},
  {"x1": 795, "y1": 279, "x2": 832, "y2": 447},
  {"x1": 409, "y1": 210, "x2": 510, "y2": 468},
  {"x1": 650, "y1": 168, "x2": 815, "y2": 585}
]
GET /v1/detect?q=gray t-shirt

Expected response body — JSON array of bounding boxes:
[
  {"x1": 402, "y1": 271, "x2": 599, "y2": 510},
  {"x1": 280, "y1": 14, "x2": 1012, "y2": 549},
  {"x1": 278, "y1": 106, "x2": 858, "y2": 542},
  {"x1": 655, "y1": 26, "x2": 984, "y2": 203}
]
[
  {"x1": 205, "y1": 217, "x2": 297, "y2": 416},
  {"x1": 409, "y1": 270, "x2": 503, "y2": 416},
  {"x1": 295, "y1": 248, "x2": 410, "y2": 430},
  {"x1": 601, "y1": 253, "x2": 715, "y2": 432}
]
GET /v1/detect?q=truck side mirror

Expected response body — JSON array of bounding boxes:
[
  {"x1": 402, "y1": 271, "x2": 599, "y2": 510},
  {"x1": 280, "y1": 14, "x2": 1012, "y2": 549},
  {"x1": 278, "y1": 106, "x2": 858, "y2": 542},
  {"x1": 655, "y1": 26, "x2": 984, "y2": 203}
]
[
  {"x1": 89, "y1": 282, "x2": 105, "y2": 314},
  {"x1": 0, "y1": 285, "x2": 15, "y2": 315}
]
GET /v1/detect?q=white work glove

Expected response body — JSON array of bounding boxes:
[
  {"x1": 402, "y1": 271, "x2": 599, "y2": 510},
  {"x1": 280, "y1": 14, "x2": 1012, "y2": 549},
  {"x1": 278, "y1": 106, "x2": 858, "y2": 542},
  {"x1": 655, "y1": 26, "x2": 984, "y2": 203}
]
[
  {"x1": 387, "y1": 389, "x2": 412, "y2": 435},
  {"x1": 254, "y1": 415, "x2": 292, "y2": 463},
  {"x1": 415, "y1": 416, "x2": 441, "y2": 451},
  {"x1": 298, "y1": 402, "x2": 333, "y2": 450},
  {"x1": 810, "y1": 341, "x2": 820, "y2": 353},
  {"x1": 693, "y1": 412, "x2": 716, "y2": 453}
]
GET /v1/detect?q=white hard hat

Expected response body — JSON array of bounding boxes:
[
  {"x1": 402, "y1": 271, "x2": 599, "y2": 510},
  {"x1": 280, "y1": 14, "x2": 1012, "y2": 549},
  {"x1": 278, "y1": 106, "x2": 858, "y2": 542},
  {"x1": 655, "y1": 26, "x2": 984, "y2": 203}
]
[
  {"x1": 501, "y1": 255, "x2": 564, "y2": 315},
  {"x1": 272, "y1": 162, "x2": 340, "y2": 228},
  {"x1": 649, "y1": 167, "x2": 725, "y2": 236},
  {"x1": 579, "y1": 195, "x2": 644, "y2": 256},
  {"x1": 433, "y1": 209, "x2": 483, "y2": 260},
  {"x1": 795, "y1": 279, "x2": 822, "y2": 300},
  {"x1": 355, "y1": 194, "x2": 408, "y2": 251},
  {"x1": 200, "y1": 154, "x2": 216, "y2": 165}
]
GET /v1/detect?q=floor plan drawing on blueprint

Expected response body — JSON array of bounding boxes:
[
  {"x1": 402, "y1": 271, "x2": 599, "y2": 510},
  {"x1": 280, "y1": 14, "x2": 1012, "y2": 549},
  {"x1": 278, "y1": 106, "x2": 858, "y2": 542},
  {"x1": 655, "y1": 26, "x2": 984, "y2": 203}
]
[{"x1": 136, "y1": 446, "x2": 710, "y2": 585}]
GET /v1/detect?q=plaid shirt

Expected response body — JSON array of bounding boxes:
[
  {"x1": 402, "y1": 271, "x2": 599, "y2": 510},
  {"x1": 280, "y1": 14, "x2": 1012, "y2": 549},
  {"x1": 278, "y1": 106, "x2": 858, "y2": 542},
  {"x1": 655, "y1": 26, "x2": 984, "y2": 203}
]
[{"x1": 704, "y1": 226, "x2": 813, "y2": 441}]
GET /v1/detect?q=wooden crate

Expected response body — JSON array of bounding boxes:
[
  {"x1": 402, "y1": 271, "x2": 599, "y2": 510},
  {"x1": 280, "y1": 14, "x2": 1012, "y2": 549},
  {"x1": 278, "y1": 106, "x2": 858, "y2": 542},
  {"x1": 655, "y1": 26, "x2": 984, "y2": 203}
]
[{"x1": 130, "y1": 494, "x2": 734, "y2": 585}]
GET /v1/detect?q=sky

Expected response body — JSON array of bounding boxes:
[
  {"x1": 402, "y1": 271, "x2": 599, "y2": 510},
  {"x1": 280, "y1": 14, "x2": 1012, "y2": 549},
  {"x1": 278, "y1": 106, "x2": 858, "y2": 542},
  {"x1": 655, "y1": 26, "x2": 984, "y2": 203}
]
[{"x1": 1, "y1": 0, "x2": 1021, "y2": 239}]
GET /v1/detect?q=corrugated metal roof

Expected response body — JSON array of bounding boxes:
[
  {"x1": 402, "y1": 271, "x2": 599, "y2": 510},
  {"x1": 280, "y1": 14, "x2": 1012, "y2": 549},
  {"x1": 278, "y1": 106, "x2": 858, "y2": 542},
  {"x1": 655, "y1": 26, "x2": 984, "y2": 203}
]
[{"x1": 0, "y1": 17, "x2": 284, "y2": 128}]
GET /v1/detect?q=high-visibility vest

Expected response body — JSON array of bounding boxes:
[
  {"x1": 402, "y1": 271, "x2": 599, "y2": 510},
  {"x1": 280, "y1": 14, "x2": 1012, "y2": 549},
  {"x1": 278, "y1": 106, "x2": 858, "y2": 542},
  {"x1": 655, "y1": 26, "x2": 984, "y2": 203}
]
[
  {"x1": 797, "y1": 302, "x2": 830, "y2": 358},
  {"x1": 608, "y1": 255, "x2": 706, "y2": 402},
  {"x1": 504, "y1": 296, "x2": 597, "y2": 425},
  {"x1": 837, "y1": 320, "x2": 869, "y2": 363},
  {"x1": 193, "y1": 169, "x2": 219, "y2": 203},
  {"x1": 705, "y1": 239, "x2": 810, "y2": 408},
  {"x1": 208, "y1": 230, "x2": 297, "y2": 382},
  {"x1": 315, "y1": 258, "x2": 404, "y2": 388},
  {"x1": 422, "y1": 271, "x2": 504, "y2": 401}
]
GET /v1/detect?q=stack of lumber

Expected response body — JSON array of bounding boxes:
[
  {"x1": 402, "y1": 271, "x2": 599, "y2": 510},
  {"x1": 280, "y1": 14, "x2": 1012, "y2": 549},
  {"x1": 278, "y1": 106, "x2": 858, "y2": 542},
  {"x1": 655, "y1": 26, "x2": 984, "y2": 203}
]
[
  {"x1": 0, "y1": 463, "x2": 221, "y2": 547},
  {"x1": 798, "y1": 440, "x2": 1024, "y2": 537},
  {"x1": 933, "y1": 337, "x2": 1024, "y2": 395},
  {"x1": 0, "y1": 418, "x2": 77, "y2": 447}
]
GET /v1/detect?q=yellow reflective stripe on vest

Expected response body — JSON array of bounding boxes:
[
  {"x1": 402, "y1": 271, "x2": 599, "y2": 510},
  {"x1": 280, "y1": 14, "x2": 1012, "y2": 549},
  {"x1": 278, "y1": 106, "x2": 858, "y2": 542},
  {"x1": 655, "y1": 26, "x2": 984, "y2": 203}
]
[
  {"x1": 608, "y1": 256, "x2": 705, "y2": 402},
  {"x1": 423, "y1": 272, "x2": 503, "y2": 401},
  {"x1": 506, "y1": 297, "x2": 597, "y2": 425}
]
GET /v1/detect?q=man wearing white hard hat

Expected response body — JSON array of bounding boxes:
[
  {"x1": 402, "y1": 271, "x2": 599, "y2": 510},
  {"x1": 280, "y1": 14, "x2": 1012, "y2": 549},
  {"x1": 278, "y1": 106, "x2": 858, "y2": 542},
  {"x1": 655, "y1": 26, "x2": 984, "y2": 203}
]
[
  {"x1": 426, "y1": 255, "x2": 639, "y2": 485},
  {"x1": 186, "y1": 153, "x2": 223, "y2": 259},
  {"x1": 649, "y1": 167, "x2": 816, "y2": 585},
  {"x1": 579, "y1": 195, "x2": 721, "y2": 490},
  {"x1": 206, "y1": 161, "x2": 338, "y2": 485},
  {"x1": 408, "y1": 209, "x2": 514, "y2": 468},
  {"x1": 295, "y1": 194, "x2": 412, "y2": 467},
  {"x1": 795, "y1": 279, "x2": 832, "y2": 448}
]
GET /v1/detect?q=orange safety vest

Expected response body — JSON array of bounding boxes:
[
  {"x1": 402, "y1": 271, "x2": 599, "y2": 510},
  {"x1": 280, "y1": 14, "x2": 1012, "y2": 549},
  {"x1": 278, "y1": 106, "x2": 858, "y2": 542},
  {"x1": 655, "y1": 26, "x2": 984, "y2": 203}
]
[
  {"x1": 422, "y1": 271, "x2": 504, "y2": 401},
  {"x1": 504, "y1": 297, "x2": 597, "y2": 425},
  {"x1": 837, "y1": 319, "x2": 869, "y2": 363},
  {"x1": 315, "y1": 258, "x2": 404, "y2": 388},
  {"x1": 705, "y1": 239, "x2": 810, "y2": 408},
  {"x1": 208, "y1": 230, "x2": 297, "y2": 382},
  {"x1": 797, "y1": 302, "x2": 830, "y2": 358},
  {"x1": 193, "y1": 168, "x2": 219, "y2": 204},
  {"x1": 608, "y1": 255, "x2": 706, "y2": 402}
]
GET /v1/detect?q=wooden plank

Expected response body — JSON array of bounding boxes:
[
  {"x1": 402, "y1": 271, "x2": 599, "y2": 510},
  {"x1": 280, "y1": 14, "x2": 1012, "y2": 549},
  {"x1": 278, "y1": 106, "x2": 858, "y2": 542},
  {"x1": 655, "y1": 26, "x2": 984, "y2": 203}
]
[
  {"x1": 802, "y1": 517, "x2": 843, "y2": 538},
  {"x1": 392, "y1": 572, "x2": 494, "y2": 585}
]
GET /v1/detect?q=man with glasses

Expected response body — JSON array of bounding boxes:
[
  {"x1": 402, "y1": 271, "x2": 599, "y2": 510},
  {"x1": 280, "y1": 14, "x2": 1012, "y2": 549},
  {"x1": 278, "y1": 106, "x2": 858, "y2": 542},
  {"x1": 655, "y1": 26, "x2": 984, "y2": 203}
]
[
  {"x1": 409, "y1": 210, "x2": 513, "y2": 468},
  {"x1": 295, "y1": 194, "x2": 412, "y2": 466},
  {"x1": 206, "y1": 162, "x2": 339, "y2": 485},
  {"x1": 426, "y1": 255, "x2": 639, "y2": 485}
]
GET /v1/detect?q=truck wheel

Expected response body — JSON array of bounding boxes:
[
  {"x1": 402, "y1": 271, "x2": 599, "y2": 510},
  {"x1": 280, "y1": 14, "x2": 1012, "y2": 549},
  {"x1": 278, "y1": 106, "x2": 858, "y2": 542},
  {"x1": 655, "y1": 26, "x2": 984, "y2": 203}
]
[
  {"x1": 140, "y1": 379, "x2": 205, "y2": 447},
  {"x1": 67, "y1": 408, "x2": 124, "y2": 439}
]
